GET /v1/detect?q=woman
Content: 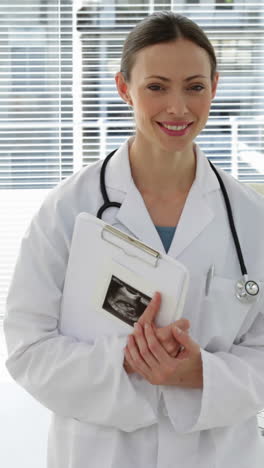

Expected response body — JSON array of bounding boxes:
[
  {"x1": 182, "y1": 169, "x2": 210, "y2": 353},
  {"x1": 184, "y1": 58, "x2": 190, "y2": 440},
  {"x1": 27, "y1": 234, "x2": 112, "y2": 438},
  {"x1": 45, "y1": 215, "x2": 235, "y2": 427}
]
[{"x1": 4, "y1": 11, "x2": 264, "y2": 468}]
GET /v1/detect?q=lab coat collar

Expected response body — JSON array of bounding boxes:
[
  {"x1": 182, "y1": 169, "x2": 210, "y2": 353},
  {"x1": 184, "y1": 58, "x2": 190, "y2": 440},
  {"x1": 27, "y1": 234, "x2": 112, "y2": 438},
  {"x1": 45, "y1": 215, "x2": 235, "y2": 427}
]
[{"x1": 105, "y1": 137, "x2": 221, "y2": 257}]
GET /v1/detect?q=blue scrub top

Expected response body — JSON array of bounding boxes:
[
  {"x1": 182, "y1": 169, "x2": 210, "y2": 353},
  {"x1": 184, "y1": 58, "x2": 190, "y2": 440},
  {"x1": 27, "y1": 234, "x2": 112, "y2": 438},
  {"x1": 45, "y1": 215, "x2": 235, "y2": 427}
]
[{"x1": 155, "y1": 225, "x2": 176, "y2": 253}]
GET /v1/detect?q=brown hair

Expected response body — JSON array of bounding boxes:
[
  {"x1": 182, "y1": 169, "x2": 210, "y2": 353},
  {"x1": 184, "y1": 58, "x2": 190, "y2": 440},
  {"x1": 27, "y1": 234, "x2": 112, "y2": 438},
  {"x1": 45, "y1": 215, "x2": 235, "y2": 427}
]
[{"x1": 120, "y1": 11, "x2": 217, "y2": 82}]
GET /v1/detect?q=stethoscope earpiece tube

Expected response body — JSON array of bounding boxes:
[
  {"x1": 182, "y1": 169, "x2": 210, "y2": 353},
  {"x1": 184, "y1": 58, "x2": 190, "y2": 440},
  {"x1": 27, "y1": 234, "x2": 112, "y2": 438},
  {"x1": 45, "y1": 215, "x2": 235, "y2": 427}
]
[
  {"x1": 97, "y1": 201, "x2": 122, "y2": 220},
  {"x1": 99, "y1": 149, "x2": 117, "y2": 204},
  {"x1": 97, "y1": 149, "x2": 121, "y2": 219},
  {"x1": 209, "y1": 160, "x2": 247, "y2": 276}
]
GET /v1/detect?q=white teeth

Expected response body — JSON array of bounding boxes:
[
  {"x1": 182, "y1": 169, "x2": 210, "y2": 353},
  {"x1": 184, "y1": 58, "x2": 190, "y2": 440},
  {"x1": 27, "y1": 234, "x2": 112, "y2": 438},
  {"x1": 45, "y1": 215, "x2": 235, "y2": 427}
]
[{"x1": 162, "y1": 123, "x2": 188, "y2": 131}]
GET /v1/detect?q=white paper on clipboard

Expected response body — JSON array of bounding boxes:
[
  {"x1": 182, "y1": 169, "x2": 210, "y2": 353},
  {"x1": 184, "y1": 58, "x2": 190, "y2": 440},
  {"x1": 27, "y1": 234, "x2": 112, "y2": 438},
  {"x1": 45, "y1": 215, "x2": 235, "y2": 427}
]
[{"x1": 59, "y1": 212, "x2": 189, "y2": 342}]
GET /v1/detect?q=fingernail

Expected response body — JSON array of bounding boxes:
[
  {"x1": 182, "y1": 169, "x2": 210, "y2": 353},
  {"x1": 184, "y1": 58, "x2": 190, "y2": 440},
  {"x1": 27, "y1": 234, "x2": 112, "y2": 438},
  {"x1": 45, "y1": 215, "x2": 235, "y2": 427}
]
[
  {"x1": 145, "y1": 322, "x2": 150, "y2": 329},
  {"x1": 134, "y1": 322, "x2": 139, "y2": 330},
  {"x1": 174, "y1": 326, "x2": 182, "y2": 334}
]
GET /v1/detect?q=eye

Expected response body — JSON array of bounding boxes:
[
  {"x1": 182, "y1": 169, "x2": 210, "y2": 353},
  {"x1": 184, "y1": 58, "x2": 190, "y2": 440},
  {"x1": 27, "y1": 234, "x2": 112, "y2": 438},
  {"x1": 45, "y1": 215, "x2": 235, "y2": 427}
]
[
  {"x1": 189, "y1": 84, "x2": 205, "y2": 92},
  {"x1": 147, "y1": 84, "x2": 164, "y2": 92}
]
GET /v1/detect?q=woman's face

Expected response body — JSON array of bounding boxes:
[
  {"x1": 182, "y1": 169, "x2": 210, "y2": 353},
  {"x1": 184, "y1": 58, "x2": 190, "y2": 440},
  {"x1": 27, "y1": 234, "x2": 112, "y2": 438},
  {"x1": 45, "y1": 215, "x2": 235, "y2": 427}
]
[{"x1": 116, "y1": 39, "x2": 218, "y2": 154}]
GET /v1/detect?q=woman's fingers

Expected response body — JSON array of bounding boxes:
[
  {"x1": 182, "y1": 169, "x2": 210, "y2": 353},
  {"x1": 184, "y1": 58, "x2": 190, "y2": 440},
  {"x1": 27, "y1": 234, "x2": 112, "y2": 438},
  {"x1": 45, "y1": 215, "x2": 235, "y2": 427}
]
[
  {"x1": 133, "y1": 322, "x2": 159, "y2": 368},
  {"x1": 126, "y1": 323, "x2": 177, "y2": 385},
  {"x1": 175, "y1": 318, "x2": 190, "y2": 331},
  {"x1": 138, "y1": 292, "x2": 161, "y2": 326},
  {"x1": 171, "y1": 326, "x2": 200, "y2": 359},
  {"x1": 155, "y1": 329, "x2": 179, "y2": 356},
  {"x1": 123, "y1": 356, "x2": 135, "y2": 374},
  {"x1": 155, "y1": 318, "x2": 190, "y2": 356},
  {"x1": 143, "y1": 323, "x2": 173, "y2": 365},
  {"x1": 126, "y1": 334, "x2": 154, "y2": 376}
]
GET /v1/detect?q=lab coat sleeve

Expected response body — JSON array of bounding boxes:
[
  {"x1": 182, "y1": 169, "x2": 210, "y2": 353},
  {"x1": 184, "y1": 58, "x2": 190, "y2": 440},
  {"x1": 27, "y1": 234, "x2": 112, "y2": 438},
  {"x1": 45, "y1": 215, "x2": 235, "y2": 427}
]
[
  {"x1": 3, "y1": 198, "x2": 159, "y2": 433},
  {"x1": 161, "y1": 303, "x2": 264, "y2": 433}
]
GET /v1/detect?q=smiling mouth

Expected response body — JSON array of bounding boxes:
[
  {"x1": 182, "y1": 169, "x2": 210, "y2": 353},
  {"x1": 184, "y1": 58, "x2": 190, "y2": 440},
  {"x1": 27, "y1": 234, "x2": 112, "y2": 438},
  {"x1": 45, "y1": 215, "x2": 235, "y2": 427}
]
[
  {"x1": 158, "y1": 122, "x2": 193, "y2": 130},
  {"x1": 156, "y1": 121, "x2": 194, "y2": 136}
]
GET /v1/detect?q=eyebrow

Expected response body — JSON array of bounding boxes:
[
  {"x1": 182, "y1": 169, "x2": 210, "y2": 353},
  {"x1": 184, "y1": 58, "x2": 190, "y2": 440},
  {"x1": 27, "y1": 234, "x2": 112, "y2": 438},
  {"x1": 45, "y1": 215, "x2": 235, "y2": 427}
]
[{"x1": 145, "y1": 74, "x2": 208, "y2": 82}]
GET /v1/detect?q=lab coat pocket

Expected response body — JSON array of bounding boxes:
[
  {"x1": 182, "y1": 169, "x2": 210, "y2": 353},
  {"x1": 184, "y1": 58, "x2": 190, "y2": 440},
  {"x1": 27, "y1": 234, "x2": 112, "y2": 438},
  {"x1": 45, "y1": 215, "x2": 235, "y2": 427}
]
[{"x1": 197, "y1": 275, "x2": 253, "y2": 352}]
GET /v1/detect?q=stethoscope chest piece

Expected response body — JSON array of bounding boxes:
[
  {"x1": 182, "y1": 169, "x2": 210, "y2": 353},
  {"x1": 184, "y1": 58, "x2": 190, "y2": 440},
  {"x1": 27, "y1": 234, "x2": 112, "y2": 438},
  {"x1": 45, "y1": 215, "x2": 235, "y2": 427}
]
[{"x1": 236, "y1": 278, "x2": 260, "y2": 303}]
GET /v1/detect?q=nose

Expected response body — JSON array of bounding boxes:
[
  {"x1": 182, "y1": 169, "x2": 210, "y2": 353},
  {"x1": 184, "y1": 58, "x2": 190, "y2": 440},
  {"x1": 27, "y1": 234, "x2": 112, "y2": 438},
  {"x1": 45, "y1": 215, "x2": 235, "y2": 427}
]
[{"x1": 166, "y1": 91, "x2": 188, "y2": 115}]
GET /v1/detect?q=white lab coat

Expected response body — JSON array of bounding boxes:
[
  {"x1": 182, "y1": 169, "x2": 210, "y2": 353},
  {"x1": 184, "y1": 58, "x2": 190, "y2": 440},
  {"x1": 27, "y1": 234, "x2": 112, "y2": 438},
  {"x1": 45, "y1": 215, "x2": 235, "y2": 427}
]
[{"x1": 4, "y1": 136, "x2": 264, "y2": 468}]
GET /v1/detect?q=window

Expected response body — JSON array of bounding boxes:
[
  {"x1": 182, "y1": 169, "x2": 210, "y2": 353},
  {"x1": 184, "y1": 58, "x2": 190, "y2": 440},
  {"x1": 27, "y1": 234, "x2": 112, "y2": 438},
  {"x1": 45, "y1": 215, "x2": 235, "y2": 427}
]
[
  {"x1": 1, "y1": 1, "x2": 264, "y2": 302},
  {"x1": 0, "y1": 0, "x2": 73, "y2": 317},
  {"x1": 77, "y1": 1, "x2": 264, "y2": 179},
  {"x1": 215, "y1": 0, "x2": 234, "y2": 10}
]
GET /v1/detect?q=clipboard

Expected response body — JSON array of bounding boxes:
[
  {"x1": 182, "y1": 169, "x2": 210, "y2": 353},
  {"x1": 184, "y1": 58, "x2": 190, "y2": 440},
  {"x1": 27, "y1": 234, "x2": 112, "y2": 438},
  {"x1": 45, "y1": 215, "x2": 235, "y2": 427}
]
[{"x1": 59, "y1": 212, "x2": 189, "y2": 342}]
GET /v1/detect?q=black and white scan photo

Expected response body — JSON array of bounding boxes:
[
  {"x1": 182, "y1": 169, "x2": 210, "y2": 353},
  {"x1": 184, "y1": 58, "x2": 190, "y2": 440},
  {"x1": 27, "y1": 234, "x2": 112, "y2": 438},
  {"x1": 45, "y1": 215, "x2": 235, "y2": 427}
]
[{"x1": 102, "y1": 275, "x2": 151, "y2": 326}]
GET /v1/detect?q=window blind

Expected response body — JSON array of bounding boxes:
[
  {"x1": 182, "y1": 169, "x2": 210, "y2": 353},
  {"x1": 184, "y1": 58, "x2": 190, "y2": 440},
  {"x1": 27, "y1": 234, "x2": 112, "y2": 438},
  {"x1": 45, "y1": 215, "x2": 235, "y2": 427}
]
[
  {"x1": 77, "y1": 0, "x2": 264, "y2": 182},
  {"x1": 0, "y1": 0, "x2": 73, "y2": 317},
  {"x1": 1, "y1": 1, "x2": 264, "y2": 310}
]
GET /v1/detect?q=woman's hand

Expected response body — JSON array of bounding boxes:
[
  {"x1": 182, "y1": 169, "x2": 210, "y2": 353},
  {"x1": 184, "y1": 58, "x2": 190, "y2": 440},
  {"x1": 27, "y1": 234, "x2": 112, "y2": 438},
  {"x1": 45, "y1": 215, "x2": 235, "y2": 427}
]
[
  {"x1": 138, "y1": 292, "x2": 190, "y2": 355},
  {"x1": 125, "y1": 322, "x2": 203, "y2": 388},
  {"x1": 155, "y1": 319, "x2": 190, "y2": 357},
  {"x1": 124, "y1": 291, "x2": 190, "y2": 373}
]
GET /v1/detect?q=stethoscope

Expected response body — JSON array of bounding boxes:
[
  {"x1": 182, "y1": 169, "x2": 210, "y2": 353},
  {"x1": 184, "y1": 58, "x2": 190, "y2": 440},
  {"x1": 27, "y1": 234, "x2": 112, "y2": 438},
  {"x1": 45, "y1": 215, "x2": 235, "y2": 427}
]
[{"x1": 97, "y1": 149, "x2": 260, "y2": 303}]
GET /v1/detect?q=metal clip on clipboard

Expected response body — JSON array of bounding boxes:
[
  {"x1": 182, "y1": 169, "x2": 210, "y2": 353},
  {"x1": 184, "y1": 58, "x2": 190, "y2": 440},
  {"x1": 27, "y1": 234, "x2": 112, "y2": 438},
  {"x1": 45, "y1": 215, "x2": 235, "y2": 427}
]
[{"x1": 101, "y1": 225, "x2": 160, "y2": 268}]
